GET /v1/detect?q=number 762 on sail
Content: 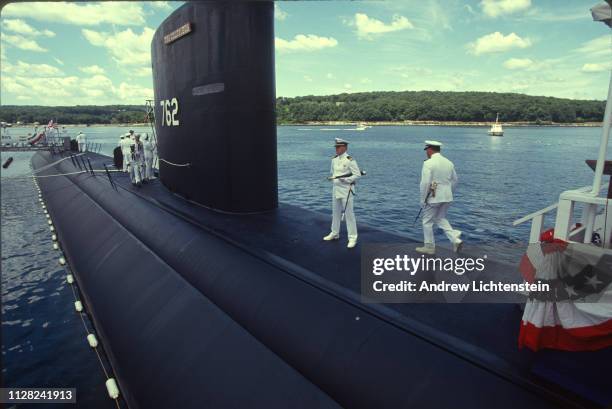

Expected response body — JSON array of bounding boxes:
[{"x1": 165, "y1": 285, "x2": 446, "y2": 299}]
[{"x1": 159, "y1": 98, "x2": 180, "y2": 126}]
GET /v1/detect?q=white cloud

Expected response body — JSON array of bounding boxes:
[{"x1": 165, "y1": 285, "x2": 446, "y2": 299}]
[
  {"x1": 275, "y1": 4, "x2": 288, "y2": 21},
  {"x1": 480, "y1": 0, "x2": 531, "y2": 18},
  {"x1": 503, "y1": 57, "x2": 533, "y2": 70},
  {"x1": 79, "y1": 65, "x2": 105, "y2": 75},
  {"x1": 344, "y1": 83, "x2": 352, "y2": 89},
  {"x1": 581, "y1": 63, "x2": 610, "y2": 73},
  {"x1": 115, "y1": 82, "x2": 153, "y2": 101},
  {"x1": 351, "y1": 13, "x2": 413, "y2": 39},
  {"x1": 2, "y1": 19, "x2": 55, "y2": 37},
  {"x1": 2, "y1": 60, "x2": 63, "y2": 76},
  {"x1": 574, "y1": 35, "x2": 610, "y2": 58},
  {"x1": 3, "y1": 2, "x2": 147, "y2": 26},
  {"x1": 360, "y1": 78, "x2": 372, "y2": 84},
  {"x1": 150, "y1": 2, "x2": 173, "y2": 11},
  {"x1": 132, "y1": 67, "x2": 153, "y2": 77},
  {"x1": 326, "y1": 73, "x2": 335, "y2": 79},
  {"x1": 82, "y1": 27, "x2": 154, "y2": 66},
  {"x1": 1, "y1": 34, "x2": 47, "y2": 52},
  {"x1": 466, "y1": 32, "x2": 531, "y2": 55},
  {"x1": 275, "y1": 34, "x2": 338, "y2": 53},
  {"x1": 2, "y1": 73, "x2": 153, "y2": 104},
  {"x1": 303, "y1": 75, "x2": 313, "y2": 82}
]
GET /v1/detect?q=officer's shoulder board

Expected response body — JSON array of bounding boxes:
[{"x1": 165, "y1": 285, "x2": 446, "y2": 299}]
[
  {"x1": 346, "y1": 155, "x2": 353, "y2": 160},
  {"x1": 332, "y1": 154, "x2": 338, "y2": 158}
]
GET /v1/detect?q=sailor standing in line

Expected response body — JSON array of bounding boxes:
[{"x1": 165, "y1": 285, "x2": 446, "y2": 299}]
[
  {"x1": 416, "y1": 140, "x2": 462, "y2": 255},
  {"x1": 130, "y1": 134, "x2": 145, "y2": 186},
  {"x1": 120, "y1": 132, "x2": 132, "y2": 172},
  {"x1": 143, "y1": 134, "x2": 156, "y2": 181},
  {"x1": 76, "y1": 131, "x2": 87, "y2": 152},
  {"x1": 323, "y1": 138, "x2": 361, "y2": 249}
]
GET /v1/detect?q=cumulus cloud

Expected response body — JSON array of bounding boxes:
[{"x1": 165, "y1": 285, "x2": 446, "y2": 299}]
[
  {"x1": 2, "y1": 2, "x2": 147, "y2": 26},
  {"x1": 480, "y1": 0, "x2": 531, "y2": 18},
  {"x1": 581, "y1": 63, "x2": 610, "y2": 73},
  {"x1": 275, "y1": 4, "x2": 288, "y2": 21},
  {"x1": 503, "y1": 57, "x2": 533, "y2": 70},
  {"x1": 350, "y1": 13, "x2": 413, "y2": 39},
  {"x1": 2, "y1": 19, "x2": 55, "y2": 37},
  {"x1": 1, "y1": 34, "x2": 47, "y2": 52},
  {"x1": 275, "y1": 34, "x2": 338, "y2": 52},
  {"x1": 79, "y1": 65, "x2": 105, "y2": 75},
  {"x1": 82, "y1": 27, "x2": 154, "y2": 66},
  {"x1": 150, "y1": 2, "x2": 173, "y2": 11},
  {"x1": 574, "y1": 35, "x2": 610, "y2": 58},
  {"x1": 466, "y1": 32, "x2": 531, "y2": 55},
  {"x1": 2, "y1": 60, "x2": 63, "y2": 76},
  {"x1": 2, "y1": 73, "x2": 153, "y2": 104}
]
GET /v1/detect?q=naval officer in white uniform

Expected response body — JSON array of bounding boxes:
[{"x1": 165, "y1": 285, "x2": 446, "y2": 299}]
[
  {"x1": 416, "y1": 140, "x2": 462, "y2": 255},
  {"x1": 323, "y1": 138, "x2": 362, "y2": 249}
]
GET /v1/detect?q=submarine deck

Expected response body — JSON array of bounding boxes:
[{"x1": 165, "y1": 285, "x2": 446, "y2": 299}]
[{"x1": 36, "y1": 151, "x2": 611, "y2": 408}]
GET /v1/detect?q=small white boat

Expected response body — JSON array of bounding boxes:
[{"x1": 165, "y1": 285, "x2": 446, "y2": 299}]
[
  {"x1": 355, "y1": 123, "x2": 371, "y2": 131},
  {"x1": 488, "y1": 113, "x2": 504, "y2": 136}
]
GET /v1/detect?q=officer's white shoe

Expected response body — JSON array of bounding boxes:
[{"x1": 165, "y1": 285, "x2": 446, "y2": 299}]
[
  {"x1": 323, "y1": 233, "x2": 339, "y2": 241},
  {"x1": 415, "y1": 245, "x2": 436, "y2": 255},
  {"x1": 347, "y1": 238, "x2": 357, "y2": 249},
  {"x1": 453, "y1": 240, "x2": 463, "y2": 253}
]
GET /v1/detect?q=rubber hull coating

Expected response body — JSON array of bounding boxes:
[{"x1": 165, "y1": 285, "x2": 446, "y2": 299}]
[{"x1": 151, "y1": 1, "x2": 277, "y2": 213}]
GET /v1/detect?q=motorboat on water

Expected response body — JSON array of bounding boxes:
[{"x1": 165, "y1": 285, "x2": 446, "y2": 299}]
[{"x1": 488, "y1": 112, "x2": 504, "y2": 136}]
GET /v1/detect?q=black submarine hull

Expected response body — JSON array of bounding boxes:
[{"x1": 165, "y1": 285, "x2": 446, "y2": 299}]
[
  {"x1": 32, "y1": 151, "x2": 600, "y2": 409},
  {"x1": 29, "y1": 1, "x2": 610, "y2": 407}
]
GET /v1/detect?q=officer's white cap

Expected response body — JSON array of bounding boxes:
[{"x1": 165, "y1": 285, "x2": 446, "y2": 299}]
[
  {"x1": 424, "y1": 140, "x2": 443, "y2": 150},
  {"x1": 334, "y1": 138, "x2": 349, "y2": 147}
]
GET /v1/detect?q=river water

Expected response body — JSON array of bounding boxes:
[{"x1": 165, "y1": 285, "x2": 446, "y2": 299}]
[{"x1": 1, "y1": 124, "x2": 604, "y2": 407}]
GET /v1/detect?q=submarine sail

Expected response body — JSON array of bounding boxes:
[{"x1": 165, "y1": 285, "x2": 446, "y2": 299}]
[{"x1": 151, "y1": 1, "x2": 277, "y2": 213}]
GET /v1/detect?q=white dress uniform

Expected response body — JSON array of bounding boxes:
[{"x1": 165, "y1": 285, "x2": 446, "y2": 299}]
[
  {"x1": 120, "y1": 134, "x2": 132, "y2": 172},
  {"x1": 325, "y1": 138, "x2": 361, "y2": 247},
  {"x1": 419, "y1": 141, "x2": 462, "y2": 252},
  {"x1": 76, "y1": 132, "x2": 87, "y2": 152},
  {"x1": 130, "y1": 138, "x2": 145, "y2": 185},
  {"x1": 143, "y1": 137, "x2": 156, "y2": 180}
]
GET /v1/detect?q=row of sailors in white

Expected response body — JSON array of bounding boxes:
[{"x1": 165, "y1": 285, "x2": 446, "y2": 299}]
[
  {"x1": 119, "y1": 130, "x2": 156, "y2": 186},
  {"x1": 75, "y1": 132, "x2": 87, "y2": 152},
  {"x1": 323, "y1": 138, "x2": 462, "y2": 254}
]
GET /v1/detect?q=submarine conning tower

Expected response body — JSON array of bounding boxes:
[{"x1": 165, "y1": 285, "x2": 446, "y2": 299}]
[{"x1": 151, "y1": 1, "x2": 277, "y2": 213}]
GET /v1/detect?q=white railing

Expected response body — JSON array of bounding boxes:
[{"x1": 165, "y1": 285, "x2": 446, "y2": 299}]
[{"x1": 513, "y1": 185, "x2": 610, "y2": 244}]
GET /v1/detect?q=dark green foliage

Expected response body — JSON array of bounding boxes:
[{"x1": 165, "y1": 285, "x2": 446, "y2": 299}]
[
  {"x1": 0, "y1": 105, "x2": 148, "y2": 125},
  {"x1": 276, "y1": 91, "x2": 605, "y2": 124},
  {"x1": 1, "y1": 91, "x2": 605, "y2": 125}
]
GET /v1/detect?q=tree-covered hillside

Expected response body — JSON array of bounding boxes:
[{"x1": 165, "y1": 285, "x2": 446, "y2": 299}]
[
  {"x1": 276, "y1": 91, "x2": 605, "y2": 124},
  {"x1": 0, "y1": 91, "x2": 605, "y2": 125},
  {"x1": 0, "y1": 105, "x2": 148, "y2": 125}
]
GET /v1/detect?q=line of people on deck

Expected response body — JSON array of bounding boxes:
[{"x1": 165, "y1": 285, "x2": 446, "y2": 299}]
[
  {"x1": 118, "y1": 130, "x2": 157, "y2": 187},
  {"x1": 323, "y1": 138, "x2": 462, "y2": 254}
]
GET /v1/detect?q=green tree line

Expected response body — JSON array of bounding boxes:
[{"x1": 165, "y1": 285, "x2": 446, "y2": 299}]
[
  {"x1": 276, "y1": 91, "x2": 606, "y2": 123},
  {"x1": 0, "y1": 105, "x2": 149, "y2": 125},
  {"x1": 1, "y1": 91, "x2": 605, "y2": 125}
]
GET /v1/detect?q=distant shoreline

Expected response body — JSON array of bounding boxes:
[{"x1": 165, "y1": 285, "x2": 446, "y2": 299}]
[
  {"x1": 5, "y1": 121, "x2": 602, "y2": 128},
  {"x1": 278, "y1": 120, "x2": 602, "y2": 127}
]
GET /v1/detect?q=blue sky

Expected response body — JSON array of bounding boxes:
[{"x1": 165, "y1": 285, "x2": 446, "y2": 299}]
[{"x1": 1, "y1": 1, "x2": 610, "y2": 106}]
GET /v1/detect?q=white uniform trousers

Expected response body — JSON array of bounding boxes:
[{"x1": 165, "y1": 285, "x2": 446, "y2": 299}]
[
  {"x1": 130, "y1": 159, "x2": 143, "y2": 184},
  {"x1": 422, "y1": 202, "x2": 461, "y2": 245},
  {"x1": 122, "y1": 151, "x2": 130, "y2": 172},
  {"x1": 144, "y1": 156, "x2": 154, "y2": 179},
  {"x1": 78, "y1": 142, "x2": 86, "y2": 152},
  {"x1": 331, "y1": 192, "x2": 358, "y2": 240}
]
